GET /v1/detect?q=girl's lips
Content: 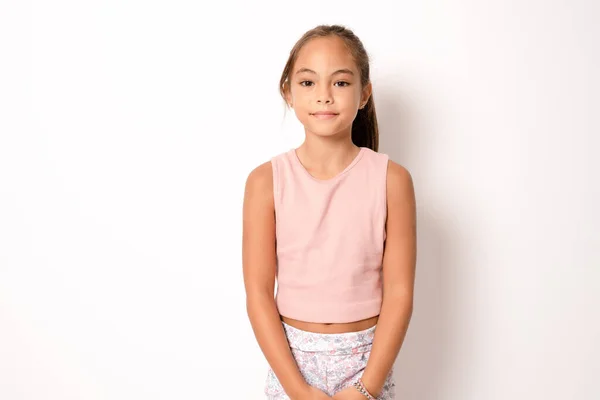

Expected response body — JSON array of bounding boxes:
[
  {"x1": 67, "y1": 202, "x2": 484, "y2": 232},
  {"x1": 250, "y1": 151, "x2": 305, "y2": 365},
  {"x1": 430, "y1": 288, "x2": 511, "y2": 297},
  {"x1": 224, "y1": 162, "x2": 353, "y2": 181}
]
[{"x1": 311, "y1": 112, "x2": 339, "y2": 120}]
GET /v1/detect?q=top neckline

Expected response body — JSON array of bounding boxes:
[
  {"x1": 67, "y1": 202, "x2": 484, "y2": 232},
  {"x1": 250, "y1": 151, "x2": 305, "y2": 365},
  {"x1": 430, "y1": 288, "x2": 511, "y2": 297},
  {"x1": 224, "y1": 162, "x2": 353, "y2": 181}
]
[{"x1": 290, "y1": 147, "x2": 366, "y2": 183}]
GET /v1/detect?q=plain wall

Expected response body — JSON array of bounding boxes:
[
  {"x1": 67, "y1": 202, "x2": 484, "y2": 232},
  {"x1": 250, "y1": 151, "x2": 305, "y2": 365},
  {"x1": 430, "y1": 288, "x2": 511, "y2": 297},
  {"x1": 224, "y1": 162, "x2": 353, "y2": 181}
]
[{"x1": 1, "y1": 0, "x2": 598, "y2": 399}]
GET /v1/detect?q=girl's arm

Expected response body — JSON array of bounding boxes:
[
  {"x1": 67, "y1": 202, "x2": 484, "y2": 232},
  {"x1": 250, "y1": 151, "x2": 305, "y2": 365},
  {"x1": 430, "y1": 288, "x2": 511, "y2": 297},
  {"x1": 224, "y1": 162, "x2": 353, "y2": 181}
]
[
  {"x1": 360, "y1": 161, "x2": 417, "y2": 398},
  {"x1": 242, "y1": 162, "x2": 310, "y2": 400}
]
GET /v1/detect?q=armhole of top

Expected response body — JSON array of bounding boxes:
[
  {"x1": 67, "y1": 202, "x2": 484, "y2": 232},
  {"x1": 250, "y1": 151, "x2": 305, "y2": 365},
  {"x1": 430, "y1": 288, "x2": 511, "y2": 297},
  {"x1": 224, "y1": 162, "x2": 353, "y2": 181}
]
[
  {"x1": 382, "y1": 153, "x2": 390, "y2": 242},
  {"x1": 270, "y1": 157, "x2": 279, "y2": 222}
]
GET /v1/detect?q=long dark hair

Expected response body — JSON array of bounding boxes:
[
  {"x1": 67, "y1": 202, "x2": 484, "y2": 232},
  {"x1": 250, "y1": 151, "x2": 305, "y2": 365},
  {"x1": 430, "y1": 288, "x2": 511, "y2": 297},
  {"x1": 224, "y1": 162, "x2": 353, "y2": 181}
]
[{"x1": 279, "y1": 25, "x2": 379, "y2": 152}]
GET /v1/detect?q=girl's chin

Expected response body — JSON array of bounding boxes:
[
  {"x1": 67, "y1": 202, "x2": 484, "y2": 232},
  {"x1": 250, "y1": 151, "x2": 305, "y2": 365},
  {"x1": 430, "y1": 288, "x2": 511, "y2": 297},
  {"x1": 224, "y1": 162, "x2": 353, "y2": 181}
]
[{"x1": 305, "y1": 127, "x2": 348, "y2": 138}]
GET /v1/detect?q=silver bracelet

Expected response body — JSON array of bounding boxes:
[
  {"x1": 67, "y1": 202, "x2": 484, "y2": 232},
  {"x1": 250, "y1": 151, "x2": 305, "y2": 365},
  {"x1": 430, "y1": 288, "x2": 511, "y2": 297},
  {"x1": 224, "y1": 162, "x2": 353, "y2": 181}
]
[{"x1": 352, "y1": 378, "x2": 377, "y2": 400}]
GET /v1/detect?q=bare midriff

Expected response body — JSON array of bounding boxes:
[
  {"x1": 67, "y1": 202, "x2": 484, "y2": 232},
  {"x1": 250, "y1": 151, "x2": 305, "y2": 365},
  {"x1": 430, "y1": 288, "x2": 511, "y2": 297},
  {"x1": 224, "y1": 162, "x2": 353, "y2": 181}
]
[{"x1": 280, "y1": 314, "x2": 379, "y2": 334}]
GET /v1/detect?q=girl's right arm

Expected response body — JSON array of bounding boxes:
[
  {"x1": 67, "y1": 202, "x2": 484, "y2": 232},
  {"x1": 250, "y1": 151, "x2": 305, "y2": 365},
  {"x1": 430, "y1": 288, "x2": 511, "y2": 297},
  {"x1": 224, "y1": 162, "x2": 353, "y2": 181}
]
[{"x1": 242, "y1": 161, "x2": 319, "y2": 400}]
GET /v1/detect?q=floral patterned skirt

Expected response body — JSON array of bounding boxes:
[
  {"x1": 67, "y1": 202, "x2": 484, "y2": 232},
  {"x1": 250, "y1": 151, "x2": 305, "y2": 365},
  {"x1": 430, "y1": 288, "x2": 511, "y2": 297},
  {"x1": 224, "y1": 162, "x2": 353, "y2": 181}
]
[{"x1": 264, "y1": 321, "x2": 396, "y2": 399}]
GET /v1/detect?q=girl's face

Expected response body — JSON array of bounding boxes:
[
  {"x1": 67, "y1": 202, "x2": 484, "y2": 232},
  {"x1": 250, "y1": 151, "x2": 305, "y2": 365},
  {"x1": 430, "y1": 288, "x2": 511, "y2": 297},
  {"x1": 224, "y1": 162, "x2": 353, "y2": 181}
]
[{"x1": 286, "y1": 36, "x2": 371, "y2": 139}]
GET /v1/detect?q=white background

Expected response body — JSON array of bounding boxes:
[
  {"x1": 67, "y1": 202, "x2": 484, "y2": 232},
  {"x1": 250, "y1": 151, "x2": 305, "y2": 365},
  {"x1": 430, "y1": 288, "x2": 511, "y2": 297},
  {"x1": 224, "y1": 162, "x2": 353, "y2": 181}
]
[{"x1": 1, "y1": 0, "x2": 598, "y2": 399}]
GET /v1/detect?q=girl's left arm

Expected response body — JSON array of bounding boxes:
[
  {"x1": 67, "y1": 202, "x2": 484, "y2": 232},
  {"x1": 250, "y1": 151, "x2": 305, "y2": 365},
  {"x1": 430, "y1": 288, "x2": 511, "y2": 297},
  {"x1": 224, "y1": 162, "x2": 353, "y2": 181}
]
[{"x1": 361, "y1": 161, "x2": 417, "y2": 398}]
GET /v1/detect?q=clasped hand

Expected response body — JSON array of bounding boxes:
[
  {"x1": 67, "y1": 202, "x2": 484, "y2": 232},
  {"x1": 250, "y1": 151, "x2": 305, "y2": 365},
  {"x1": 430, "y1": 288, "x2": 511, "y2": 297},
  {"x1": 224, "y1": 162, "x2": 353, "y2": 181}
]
[
  {"x1": 332, "y1": 386, "x2": 368, "y2": 399},
  {"x1": 304, "y1": 385, "x2": 367, "y2": 399}
]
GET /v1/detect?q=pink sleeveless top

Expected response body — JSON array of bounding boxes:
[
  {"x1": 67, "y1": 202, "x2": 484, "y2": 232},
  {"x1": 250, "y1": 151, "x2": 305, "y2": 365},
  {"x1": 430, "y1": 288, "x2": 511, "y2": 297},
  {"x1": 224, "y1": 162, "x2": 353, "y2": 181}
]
[{"x1": 270, "y1": 147, "x2": 389, "y2": 323}]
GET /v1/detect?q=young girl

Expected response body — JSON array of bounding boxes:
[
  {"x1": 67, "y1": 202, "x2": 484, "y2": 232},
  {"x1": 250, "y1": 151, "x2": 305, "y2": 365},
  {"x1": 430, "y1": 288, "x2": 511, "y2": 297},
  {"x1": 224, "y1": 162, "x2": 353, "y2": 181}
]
[{"x1": 243, "y1": 25, "x2": 416, "y2": 400}]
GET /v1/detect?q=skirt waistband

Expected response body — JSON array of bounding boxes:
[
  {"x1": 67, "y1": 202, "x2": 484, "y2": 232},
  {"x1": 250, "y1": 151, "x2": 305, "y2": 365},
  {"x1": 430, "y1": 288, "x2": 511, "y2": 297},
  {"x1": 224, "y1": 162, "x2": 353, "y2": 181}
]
[{"x1": 281, "y1": 321, "x2": 377, "y2": 355}]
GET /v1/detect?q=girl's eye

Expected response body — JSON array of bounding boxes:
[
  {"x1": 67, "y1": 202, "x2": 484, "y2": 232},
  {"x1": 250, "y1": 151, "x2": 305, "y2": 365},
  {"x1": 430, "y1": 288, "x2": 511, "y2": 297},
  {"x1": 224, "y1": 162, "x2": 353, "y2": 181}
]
[{"x1": 299, "y1": 81, "x2": 350, "y2": 87}]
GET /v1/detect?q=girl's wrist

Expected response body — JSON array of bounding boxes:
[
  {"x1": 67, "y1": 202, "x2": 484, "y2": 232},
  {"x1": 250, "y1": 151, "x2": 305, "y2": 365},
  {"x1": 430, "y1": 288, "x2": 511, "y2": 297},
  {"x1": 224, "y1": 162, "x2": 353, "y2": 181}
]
[
  {"x1": 352, "y1": 378, "x2": 378, "y2": 399},
  {"x1": 361, "y1": 375, "x2": 382, "y2": 398}
]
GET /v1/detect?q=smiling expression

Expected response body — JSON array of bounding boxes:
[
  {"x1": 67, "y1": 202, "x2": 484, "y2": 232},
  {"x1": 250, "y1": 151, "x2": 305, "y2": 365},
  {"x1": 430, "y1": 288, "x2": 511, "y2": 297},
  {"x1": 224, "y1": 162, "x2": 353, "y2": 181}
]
[{"x1": 285, "y1": 36, "x2": 372, "y2": 139}]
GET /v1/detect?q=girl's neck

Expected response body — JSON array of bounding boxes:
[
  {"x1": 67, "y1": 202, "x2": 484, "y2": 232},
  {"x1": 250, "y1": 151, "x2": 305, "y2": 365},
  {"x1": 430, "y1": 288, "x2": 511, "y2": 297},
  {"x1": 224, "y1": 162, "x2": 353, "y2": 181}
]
[{"x1": 295, "y1": 137, "x2": 360, "y2": 173}]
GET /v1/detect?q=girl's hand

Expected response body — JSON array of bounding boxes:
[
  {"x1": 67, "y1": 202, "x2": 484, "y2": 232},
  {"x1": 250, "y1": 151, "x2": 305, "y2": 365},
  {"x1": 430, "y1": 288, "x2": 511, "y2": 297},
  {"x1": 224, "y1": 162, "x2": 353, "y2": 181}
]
[
  {"x1": 299, "y1": 385, "x2": 333, "y2": 399},
  {"x1": 332, "y1": 386, "x2": 368, "y2": 399}
]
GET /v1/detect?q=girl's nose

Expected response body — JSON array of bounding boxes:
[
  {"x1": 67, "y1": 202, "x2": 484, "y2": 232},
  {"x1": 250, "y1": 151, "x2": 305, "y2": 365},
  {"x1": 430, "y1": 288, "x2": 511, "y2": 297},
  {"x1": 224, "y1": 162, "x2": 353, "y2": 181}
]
[{"x1": 316, "y1": 86, "x2": 333, "y2": 104}]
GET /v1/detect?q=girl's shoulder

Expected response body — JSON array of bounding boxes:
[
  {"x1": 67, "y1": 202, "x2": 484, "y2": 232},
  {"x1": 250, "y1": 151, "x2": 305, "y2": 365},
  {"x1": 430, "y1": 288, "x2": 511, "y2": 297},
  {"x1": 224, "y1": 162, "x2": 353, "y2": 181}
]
[
  {"x1": 245, "y1": 159, "x2": 274, "y2": 193},
  {"x1": 360, "y1": 147, "x2": 392, "y2": 171},
  {"x1": 246, "y1": 148, "x2": 290, "y2": 179},
  {"x1": 245, "y1": 148, "x2": 292, "y2": 194}
]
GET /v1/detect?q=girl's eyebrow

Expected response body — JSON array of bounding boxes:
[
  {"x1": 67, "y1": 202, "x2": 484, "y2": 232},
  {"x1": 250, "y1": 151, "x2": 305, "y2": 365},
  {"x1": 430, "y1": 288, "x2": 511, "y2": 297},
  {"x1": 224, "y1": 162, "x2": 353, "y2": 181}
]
[{"x1": 294, "y1": 67, "x2": 355, "y2": 76}]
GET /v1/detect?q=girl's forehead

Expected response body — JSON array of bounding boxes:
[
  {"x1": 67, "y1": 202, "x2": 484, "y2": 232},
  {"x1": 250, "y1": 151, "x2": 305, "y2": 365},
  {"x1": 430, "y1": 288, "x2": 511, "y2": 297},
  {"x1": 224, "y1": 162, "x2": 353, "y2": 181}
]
[{"x1": 294, "y1": 37, "x2": 358, "y2": 74}]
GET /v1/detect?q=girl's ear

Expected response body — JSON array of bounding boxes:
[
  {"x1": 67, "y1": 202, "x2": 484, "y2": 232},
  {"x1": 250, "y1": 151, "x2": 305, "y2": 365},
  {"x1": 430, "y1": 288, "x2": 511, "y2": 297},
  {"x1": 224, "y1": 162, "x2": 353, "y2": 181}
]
[{"x1": 360, "y1": 82, "x2": 372, "y2": 108}]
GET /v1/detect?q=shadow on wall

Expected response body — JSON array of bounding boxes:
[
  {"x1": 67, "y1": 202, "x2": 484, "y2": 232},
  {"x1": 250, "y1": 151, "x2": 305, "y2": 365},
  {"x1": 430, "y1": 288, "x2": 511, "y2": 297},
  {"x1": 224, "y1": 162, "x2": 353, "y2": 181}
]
[{"x1": 376, "y1": 88, "x2": 463, "y2": 400}]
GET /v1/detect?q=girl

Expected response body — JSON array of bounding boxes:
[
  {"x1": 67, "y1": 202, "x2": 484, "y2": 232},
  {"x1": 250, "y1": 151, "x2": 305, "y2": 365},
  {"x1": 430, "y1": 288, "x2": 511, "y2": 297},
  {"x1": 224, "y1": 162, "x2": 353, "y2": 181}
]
[{"x1": 242, "y1": 25, "x2": 416, "y2": 400}]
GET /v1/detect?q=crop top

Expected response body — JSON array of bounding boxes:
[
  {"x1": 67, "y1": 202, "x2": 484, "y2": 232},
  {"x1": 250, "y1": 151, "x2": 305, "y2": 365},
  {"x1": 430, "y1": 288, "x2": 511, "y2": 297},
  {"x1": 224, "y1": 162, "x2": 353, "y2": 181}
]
[{"x1": 270, "y1": 146, "x2": 389, "y2": 323}]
